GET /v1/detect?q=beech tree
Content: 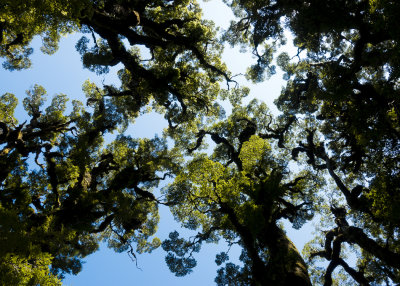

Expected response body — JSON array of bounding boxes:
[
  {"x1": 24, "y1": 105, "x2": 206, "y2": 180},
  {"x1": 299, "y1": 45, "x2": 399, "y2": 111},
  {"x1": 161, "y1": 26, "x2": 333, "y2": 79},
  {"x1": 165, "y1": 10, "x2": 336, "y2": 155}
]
[
  {"x1": 0, "y1": 83, "x2": 181, "y2": 283},
  {"x1": 1, "y1": 0, "x2": 400, "y2": 285},
  {"x1": 221, "y1": 0, "x2": 400, "y2": 284},
  {"x1": 163, "y1": 100, "x2": 322, "y2": 285},
  {"x1": 1, "y1": 0, "x2": 227, "y2": 283}
]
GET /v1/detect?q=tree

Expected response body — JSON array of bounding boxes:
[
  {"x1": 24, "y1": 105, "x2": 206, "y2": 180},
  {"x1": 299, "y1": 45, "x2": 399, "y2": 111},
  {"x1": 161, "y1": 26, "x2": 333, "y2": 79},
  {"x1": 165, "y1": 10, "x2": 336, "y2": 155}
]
[
  {"x1": 1, "y1": 0, "x2": 400, "y2": 285},
  {"x1": 1, "y1": 0, "x2": 231, "y2": 284},
  {"x1": 0, "y1": 83, "x2": 180, "y2": 283},
  {"x1": 0, "y1": 0, "x2": 89, "y2": 70},
  {"x1": 163, "y1": 101, "x2": 320, "y2": 285},
  {"x1": 1, "y1": 0, "x2": 230, "y2": 123},
  {"x1": 221, "y1": 0, "x2": 400, "y2": 284}
]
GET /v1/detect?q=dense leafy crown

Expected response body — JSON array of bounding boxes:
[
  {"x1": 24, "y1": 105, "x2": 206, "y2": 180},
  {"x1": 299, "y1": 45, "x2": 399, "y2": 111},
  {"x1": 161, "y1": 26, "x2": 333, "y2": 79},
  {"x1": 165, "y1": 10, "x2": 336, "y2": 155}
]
[
  {"x1": 1, "y1": 0, "x2": 400, "y2": 285},
  {"x1": 221, "y1": 0, "x2": 400, "y2": 284}
]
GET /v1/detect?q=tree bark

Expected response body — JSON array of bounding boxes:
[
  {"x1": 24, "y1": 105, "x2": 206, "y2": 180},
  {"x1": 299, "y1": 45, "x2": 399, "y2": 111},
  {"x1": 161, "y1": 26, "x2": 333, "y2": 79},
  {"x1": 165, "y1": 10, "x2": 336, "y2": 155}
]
[{"x1": 262, "y1": 224, "x2": 312, "y2": 286}]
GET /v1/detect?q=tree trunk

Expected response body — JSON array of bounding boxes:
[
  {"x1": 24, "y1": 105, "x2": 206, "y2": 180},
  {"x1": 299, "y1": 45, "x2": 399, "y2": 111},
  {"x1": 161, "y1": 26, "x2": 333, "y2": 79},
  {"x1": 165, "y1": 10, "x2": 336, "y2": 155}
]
[{"x1": 261, "y1": 224, "x2": 312, "y2": 286}]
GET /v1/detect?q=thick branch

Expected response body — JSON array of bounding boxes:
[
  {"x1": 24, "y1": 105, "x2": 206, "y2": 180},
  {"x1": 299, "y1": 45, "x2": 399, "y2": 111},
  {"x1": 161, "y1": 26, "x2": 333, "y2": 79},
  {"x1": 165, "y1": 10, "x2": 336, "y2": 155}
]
[{"x1": 343, "y1": 226, "x2": 400, "y2": 269}]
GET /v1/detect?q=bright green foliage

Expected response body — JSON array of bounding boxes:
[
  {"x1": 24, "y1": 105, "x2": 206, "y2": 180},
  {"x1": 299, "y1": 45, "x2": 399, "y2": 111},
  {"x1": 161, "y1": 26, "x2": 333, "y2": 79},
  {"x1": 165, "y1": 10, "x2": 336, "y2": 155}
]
[
  {"x1": 76, "y1": 0, "x2": 231, "y2": 129},
  {"x1": 1, "y1": 1, "x2": 235, "y2": 284},
  {"x1": 0, "y1": 83, "x2": 180, "y2": 283},
  {"x1": 163, "y1": 103, "x2": 319, "y2": 285},
  {"x1": 2, "y1": 0, "x2": 231, "y2": 128},
  {"x1": 2, "y1": 0, "x2": 400, "y2": 285},
  {"x1": 0, "y1": 0, "x2": 90, "y2": 69},
  {"x1": 223, "y1": 0, "x2": 400, "y2": 284},
  {"x1": 0, "y1": 93, "x2": 18, "y2": 124},
  {"x1": 0, "y1": 253, "x2": 61, "y2": 286},
  {"x1": 1, "y1": 0, "x2": 232, "y2": 124}
]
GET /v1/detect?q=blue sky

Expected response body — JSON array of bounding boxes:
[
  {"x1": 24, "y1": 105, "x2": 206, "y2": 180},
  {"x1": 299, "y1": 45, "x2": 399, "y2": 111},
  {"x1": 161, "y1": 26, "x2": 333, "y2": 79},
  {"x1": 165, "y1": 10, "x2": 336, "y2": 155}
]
[{"x1": 0, "y1": 1, "x2": 312, "y2": 285}]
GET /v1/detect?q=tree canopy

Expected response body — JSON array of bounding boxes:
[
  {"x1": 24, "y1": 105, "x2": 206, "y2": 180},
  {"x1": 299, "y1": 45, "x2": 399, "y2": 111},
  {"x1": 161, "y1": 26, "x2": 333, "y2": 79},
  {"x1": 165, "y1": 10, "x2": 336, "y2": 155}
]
[{"x1": 0, "y1": 0, "x2": 399, "y2": 285}]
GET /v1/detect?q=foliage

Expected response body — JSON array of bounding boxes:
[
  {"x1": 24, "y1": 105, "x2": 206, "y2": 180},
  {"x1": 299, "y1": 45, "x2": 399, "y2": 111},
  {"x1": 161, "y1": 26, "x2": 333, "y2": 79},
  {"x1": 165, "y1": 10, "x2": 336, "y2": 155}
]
[
  {"x1": 1, "y1": 0, "x2": 230, "y2": 284},
  {"x1": 1, "y1": 0, "x2": 400, "y2": 285},
  {"x1": 223, "y1": 0, "x2": 400, "y2": 284},
  {"x1": 163, "y1": 103, "x2": 320, "y2": 285},
  {"x1": 0, "y1": 253, "x2": 62, "y2": 286},
  {"x1": 0, "y1": 84, "x2": 177, "y2": 282},
  {"x1": 0, "y1": 0, "x2": 90, "y2": 69}
]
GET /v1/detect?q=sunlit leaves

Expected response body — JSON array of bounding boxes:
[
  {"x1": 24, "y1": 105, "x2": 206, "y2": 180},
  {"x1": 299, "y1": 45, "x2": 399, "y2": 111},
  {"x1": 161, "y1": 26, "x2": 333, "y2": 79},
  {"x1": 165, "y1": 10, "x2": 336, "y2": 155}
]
[
  {"x1": 0, "y1": 0, "x2": 89, "y2": 70},
  {"x1": 0, "y1": 93, "x2": 18, "y2": 124},
  {"x1": 23, "y1": 84, "x2": 47, "y2": 116},
  {"x1": 0, "y1": 78, "x2": 181, "y2": 281},
  {"x1": 239, "y1": 135, "x2": 270, "y2": 173},
  {"x1": 0, "y1": 253, "x2": 62, "y2": 286}
]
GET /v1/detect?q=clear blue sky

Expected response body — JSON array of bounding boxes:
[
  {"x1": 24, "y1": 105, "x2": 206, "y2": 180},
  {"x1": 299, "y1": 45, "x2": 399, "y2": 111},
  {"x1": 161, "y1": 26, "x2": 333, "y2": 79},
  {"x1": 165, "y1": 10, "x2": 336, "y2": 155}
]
[{"x1": 0, "y1": 1, "x2": 310, "y2": 285}]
